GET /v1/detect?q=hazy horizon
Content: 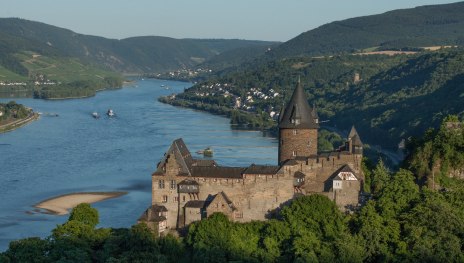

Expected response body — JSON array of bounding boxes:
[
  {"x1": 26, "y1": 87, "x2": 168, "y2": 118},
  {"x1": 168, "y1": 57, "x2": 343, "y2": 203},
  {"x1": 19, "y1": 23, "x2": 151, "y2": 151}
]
[{"x1": 0, "y1": 0, "x2": 460, "y2": 42}]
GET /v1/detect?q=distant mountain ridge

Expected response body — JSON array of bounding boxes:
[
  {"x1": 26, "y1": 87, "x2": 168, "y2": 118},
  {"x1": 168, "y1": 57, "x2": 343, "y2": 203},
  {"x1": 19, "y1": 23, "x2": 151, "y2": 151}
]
[
  {"x1": 268, "y1": 1, "x2": 464, "y2": 58},
  {"x1": 0, "y1": 18, "x2": 277, "y2": 74}
]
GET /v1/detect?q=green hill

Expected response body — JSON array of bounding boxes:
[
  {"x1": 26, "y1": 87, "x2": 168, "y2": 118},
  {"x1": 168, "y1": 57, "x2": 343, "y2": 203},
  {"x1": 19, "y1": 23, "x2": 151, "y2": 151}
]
[
  {"x1": 268, "y1": 2, "x2": 464, "y2": 58},
  {"x1": 0, "y1": 18, "x2": 276, "y2": 74}
]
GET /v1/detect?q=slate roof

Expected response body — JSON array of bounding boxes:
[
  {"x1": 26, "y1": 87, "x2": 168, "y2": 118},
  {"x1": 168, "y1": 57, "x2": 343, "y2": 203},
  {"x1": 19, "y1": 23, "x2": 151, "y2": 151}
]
[
  {"x1": 153, "y1": 138, "x2": 193, "y2": 176},
  {"x1": 243, "y1": 164, "x2": 280, "y2": 175},
  {"x1": 191, "y1": 166, "x2": 245, "y2": 179},
  {"x1": 279, "y1": 79, "x2": 319, "y2": 129},
  {"x1": 138, "y1": 205, "x2": 168, "y2": 222},
  {"x1": 193, "y1": 159, "x2": 217, "y2": 167},
  {"x1": 294, "y1": 171, "x2": 306, "y2": 178},
  {"x1": 178, "y1": 179, "x2": 199, "y2": 186},
  {"x1": 185, "y1": 200, "x2": 206, "y2": 208},
  {"x1": 348, "y1": 126, "x2": 363, "y2": 146}
]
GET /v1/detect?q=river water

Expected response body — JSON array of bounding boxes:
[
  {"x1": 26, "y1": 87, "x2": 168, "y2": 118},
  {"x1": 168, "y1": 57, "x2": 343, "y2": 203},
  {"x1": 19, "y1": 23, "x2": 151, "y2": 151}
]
[{"x1": 0, "y1": 79, "x2": 277, "y2": 251}]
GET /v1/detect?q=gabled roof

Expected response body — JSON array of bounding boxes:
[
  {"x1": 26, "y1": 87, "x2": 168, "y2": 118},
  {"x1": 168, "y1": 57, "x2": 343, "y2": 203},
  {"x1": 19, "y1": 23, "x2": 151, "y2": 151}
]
[
  {"x1": 333, "y1": 165, "x2": 358, "y2": 181},
  {"x1": 294, "y1": 171, "x2": 306, "y2": 178},
  {"x1": 138, "y1": 205, "x2": 168, "y2": 222},
  {"x1": 207, "y1": 191, "x2": 237, "y2": 211},
  {"x1": 153, "y1": 138, "x2": 194, "y2": 176},
  {"x1": 279, "y1": 79, "x2": 319, "y2": 129}
]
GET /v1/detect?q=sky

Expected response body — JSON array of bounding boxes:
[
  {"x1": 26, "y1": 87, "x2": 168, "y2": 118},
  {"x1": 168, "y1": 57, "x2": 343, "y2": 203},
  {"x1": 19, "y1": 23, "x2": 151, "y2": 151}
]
[{"x1": 0, "y1": 0, "x2": 459, "y2": 42}]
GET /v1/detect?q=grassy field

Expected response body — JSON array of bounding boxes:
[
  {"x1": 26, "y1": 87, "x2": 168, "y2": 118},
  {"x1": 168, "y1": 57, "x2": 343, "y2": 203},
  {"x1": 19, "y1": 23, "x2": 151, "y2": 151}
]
[
  {"x1": 14, "y1": 52, "x2": 120, "y2": 83},
  {"x1": 0, "y1": 65, "x2": 28, "y2": 81}
]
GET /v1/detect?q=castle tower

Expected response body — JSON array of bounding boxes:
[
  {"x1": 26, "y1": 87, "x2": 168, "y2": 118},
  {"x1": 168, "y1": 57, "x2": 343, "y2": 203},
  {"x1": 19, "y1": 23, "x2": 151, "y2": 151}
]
[
  {"x1": 278, "y1": 79, "x2": 319, "y2": 164},
  {"x1": 347, "y1": 125, "x2": 363, "y2": 155}
]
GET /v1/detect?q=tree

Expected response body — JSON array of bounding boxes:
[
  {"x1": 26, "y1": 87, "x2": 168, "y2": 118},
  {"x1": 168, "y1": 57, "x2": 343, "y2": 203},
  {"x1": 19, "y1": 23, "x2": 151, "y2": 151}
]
[
  {"x1": 280, "y1": 195, "x2": 347, "y2": 262},
  {"x1": 401, "y1": 190, "x2": 464, "y2": 262},
  {"x1": 370, "y1": 159, "x2": 390, "y2": 195},
  {"x1": 3, "y1": 237, "x2": 49, "y2": 263},
  {"x1": 186, "y1": 213, "x2": 231, "y2": 262},
  {"x1": 69, "y1": 203, "x2": 99, "y2": 228},
  {"x1": 376, "y1": 169, "x2": 420, "y2": 218},
  {"x1": 352, "y1": 201, "x2": 405, "y2": 262}
]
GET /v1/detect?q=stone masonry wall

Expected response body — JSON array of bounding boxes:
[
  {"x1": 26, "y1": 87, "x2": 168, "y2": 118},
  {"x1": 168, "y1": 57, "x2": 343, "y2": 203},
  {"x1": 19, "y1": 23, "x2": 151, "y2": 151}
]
[{"x1": 279, "y1": 128, "x2": 318, "y2": 163}]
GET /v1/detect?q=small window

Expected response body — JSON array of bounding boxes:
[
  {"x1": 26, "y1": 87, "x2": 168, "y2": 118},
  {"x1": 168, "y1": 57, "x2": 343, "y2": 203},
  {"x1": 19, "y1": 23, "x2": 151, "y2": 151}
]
[
  {"x1": 293, "y1": 129, "x2": 297, "y2": 135},
  {"x1": 174, "y1": 196, "x2": 179, "y2": 202},
  {"x1": 162, "y1": 195, "x2": 168, "y2": 203},
  {"x1": 182, "y1": 196, "x2": 186, "y2": 202},
  {"x1": 158, "y1": 180, "x2": 165, "y2": 189},
  {"x1": 292, "y1": 151, "x2": 297, "y2": 157},
  {"x1": 170, "y1": 180, "x2": 176, "y2": 189},
  {"x1": 307, "y1": 139, "x2": 312, "y2": 147}
]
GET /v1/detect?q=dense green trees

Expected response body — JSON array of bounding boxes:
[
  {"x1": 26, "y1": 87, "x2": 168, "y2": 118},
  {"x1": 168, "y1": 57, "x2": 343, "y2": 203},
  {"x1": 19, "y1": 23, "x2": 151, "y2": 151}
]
[{"x1": 0, "y1": 101, "x2": 30, "y2": 124}]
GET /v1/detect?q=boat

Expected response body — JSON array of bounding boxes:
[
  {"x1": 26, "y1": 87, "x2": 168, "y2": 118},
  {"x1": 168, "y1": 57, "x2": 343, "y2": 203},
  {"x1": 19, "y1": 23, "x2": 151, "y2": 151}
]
[
  {"x1": 92, "y1": 112, "x2": 100, "y2": 119},
  {"x1": 196, "y1": 147, "x2": 213, "y2": 156},
  {"x1": 107, "y1": 109, "x2": 115, "y2": 117}
]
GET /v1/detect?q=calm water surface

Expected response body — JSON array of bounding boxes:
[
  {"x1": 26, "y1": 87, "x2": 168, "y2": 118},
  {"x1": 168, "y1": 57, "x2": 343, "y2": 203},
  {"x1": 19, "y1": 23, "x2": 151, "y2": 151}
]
[{"x1": 0, "y1": 79, "x2": 277, "y2": 250}]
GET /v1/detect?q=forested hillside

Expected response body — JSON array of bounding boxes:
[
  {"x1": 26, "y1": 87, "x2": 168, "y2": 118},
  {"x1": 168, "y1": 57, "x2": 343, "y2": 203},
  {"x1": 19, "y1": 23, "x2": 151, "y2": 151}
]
[
  {"x1": 269, "y1": 1, "x2": 464, "y2": 58},
  {"x1": 163, "y1": 48, "x2": 464, "y2": 150}
]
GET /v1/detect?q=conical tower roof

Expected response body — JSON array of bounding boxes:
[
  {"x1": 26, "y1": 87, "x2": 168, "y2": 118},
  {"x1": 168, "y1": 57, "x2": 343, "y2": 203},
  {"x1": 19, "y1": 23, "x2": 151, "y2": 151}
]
[
  {"x1": 279, "y1": 80, "x2": 318, "y2": 129},
  {"x1": 348, "y1": 126, "x2": 363, "y2": 146}
]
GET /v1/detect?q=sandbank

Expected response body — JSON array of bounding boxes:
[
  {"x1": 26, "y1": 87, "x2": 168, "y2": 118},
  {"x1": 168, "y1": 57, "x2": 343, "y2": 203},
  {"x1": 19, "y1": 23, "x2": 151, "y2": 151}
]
[{"x1": 34, "y1": 191, "x2": 127, "y2": 215}]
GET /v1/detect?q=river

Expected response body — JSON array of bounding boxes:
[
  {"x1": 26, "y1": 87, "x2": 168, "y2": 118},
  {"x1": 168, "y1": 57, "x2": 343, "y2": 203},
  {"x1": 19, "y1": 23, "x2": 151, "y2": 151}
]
[{"x1": 0, "y1": 79, "x2": 278, "y2": 251}]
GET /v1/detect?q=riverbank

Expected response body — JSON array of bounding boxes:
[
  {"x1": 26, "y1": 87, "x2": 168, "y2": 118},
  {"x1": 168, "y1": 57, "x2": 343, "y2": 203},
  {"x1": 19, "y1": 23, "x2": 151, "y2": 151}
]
[
  {"x1": 0, "y1": 112, "x2": 39, "y2": 133},
  {"x1": 34, "y1": 192, "x2": 127, "y2": 215}
]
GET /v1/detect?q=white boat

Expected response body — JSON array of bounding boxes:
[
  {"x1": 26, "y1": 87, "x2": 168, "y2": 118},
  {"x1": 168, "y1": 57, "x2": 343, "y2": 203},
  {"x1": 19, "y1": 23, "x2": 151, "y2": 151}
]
[
  {"x1": 107, "y1": 109, "x2": 115, "y2": 117},
  {"x1": 92, "y1": 112, "x2": 99, "y2": 119}
]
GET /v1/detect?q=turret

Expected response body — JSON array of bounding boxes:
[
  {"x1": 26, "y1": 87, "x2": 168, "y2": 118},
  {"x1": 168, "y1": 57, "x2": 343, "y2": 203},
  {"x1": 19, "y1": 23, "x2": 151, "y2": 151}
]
[
  {"x1": 347, "y1": 126, "x2": 363, "y2": 155},
  {"x1": 278, "y1": 79, "x2": 319, "y2": 164}
]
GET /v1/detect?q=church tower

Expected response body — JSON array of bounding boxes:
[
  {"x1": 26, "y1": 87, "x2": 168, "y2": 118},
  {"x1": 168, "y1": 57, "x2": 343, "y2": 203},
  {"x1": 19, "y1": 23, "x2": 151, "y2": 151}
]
[{"x1": 278, "y1": 79, "x2": 319, "y2": 164}]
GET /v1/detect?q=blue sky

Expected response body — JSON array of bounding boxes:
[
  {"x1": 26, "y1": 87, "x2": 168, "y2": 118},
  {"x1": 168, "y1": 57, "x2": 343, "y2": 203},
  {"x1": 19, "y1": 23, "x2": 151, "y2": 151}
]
[{"x1": 0, "y1": 0, "x2": 459, "y2": 41}]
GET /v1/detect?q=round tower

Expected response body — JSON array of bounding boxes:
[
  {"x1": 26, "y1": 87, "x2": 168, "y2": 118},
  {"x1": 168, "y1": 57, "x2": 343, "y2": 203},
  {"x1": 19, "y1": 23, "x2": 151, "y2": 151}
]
[{"x1": 278, "y1": 80, "x2": 319, "y2": 165}]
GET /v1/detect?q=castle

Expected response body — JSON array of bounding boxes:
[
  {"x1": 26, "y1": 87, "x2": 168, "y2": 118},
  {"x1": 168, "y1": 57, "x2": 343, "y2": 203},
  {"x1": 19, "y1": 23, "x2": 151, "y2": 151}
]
[{"x1": 139, "y1": 81, "x2": 364, "y2": 234}]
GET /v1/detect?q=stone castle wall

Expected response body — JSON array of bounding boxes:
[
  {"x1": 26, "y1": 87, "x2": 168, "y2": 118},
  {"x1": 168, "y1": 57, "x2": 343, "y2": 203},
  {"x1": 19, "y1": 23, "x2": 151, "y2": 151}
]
[
  {"x1": 152, "y1": 151, "x2": 363, "y2": 229},
  {"x1": 153, "y1": 171, "x2": 295, "y2": 228}
]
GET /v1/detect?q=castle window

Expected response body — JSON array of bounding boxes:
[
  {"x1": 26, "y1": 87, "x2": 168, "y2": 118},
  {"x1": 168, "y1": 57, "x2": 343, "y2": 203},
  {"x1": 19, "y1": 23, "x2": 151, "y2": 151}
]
[
  {"x1": 183, "y1": 196, "x2": 186, "y2": 202},
  {"x1": 162, "y1": 195, "x2": 168, "y2": 203},
  {"x1": 170, "y1": 180, "x2": 176, "y2": 189},
  {"x1": 158, "y1": 180, "x2": 165, "y2": 189},
  {"x1": 293, "y1": 129, "x2": 297, "y2": 135},
  {"x1": 292, "y1": 151, "x2": 297, "y2": 157},
  {"x1": 174, "y1": 196, "x2": 178, "y2": 202},
  {"x1": 235, "y1": 211, "x2": 243, "y2": 219},
  {"x1": 281, "y1": 139, "x2": 284, "y2": 145},
  {"x1": 307, "y1": 139, "x2": 312, "y2": 147}
]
